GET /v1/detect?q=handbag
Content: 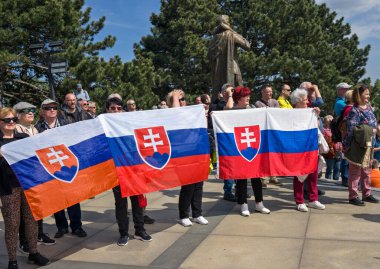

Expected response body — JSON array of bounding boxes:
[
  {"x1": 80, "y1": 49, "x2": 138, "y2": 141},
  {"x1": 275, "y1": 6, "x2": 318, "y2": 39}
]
[{"x1": 318, "y1": 129, "x2": 329, "y2": 154}]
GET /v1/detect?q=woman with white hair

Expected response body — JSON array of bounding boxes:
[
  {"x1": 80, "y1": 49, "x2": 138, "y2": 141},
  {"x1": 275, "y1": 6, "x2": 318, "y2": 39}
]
[{"x1": 289, "y1": 89, "x2": 326, "y2": 212}]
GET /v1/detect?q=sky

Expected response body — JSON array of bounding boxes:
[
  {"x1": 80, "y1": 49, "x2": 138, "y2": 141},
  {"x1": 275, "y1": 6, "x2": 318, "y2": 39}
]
[{"x1": 86, "y1": 0, "x2": 379, "y2": 82}]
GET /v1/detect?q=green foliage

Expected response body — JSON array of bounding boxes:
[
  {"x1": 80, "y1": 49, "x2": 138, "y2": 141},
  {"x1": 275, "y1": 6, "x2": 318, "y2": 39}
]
[{"x1": 136, "y1": 0, "x2": 372, "y2": 114}]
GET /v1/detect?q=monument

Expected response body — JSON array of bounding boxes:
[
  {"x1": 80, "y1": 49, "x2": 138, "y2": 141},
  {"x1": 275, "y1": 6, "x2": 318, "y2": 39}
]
[{"x1": 209, "y1": 15, "x2": 251, "y2": 101}]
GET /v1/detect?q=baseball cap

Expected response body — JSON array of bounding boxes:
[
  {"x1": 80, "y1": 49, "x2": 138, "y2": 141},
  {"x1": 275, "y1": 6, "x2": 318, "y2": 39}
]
[
  {"x1": 41, "y1": 99, "x2": 58, "y2": 107},
  {"x1": 336, "y1": 82, "x2": 352, "y2": 89}
]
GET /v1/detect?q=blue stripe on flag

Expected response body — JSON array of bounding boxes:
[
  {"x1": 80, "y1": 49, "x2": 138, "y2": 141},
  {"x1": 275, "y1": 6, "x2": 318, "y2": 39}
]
[
  {"x1": 217, "y1": 129, "x2": 318, "y2": 156},
  {"x1": 108, "y1": 128, "x2": 210, "y2": 167},
  {"x1": 11, "y1": 134, "x2": 113, "y2": 190}
]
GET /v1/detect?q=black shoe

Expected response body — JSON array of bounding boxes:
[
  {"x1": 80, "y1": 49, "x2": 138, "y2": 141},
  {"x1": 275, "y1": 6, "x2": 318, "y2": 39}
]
[
  {"x1": 54, "y1": 228, "x2": 69, "y2": 238},
  {"x1": 134, "y1": 231, "x2": 152, "y2": 242},
  {"x1": 72, "y1": 227, "x2": 87, "y2": 237},
  {"x1": 18, "y1": 243, "x2": 29, "y2": 254},
  {"x1": 223, "y1": 192, "x2": 237, "y2": 202},
  {"x1": 8, "y1": 261, "x2": 18, "y2": 269},
  {"x1": 28, "y1": 252, "x2": 50, "y2": 266},
  {"x1": 144, "y1": 215, "x2": 155, "y2": 224},
  {"x1": 38, "y1": 233, "x2": 56, "y2": 245},
  {"x1": 117, "y1": 235, "x2": 129, "y2": 246},
  {"x1": 318, "y1": 189, "x2": 325, "y2": 195},
  {"x1": 362, "y1": 195, "x2": 379, "y2": 203},
  {"x1": 349, "y1": 197, "x2": 365, "y2": 206}
]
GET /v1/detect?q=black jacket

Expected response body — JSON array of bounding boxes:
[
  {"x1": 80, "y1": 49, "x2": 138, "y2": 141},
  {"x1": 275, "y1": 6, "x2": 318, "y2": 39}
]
[{"x1": 0, "y1": 131, "x2": 29, "y2": 196}]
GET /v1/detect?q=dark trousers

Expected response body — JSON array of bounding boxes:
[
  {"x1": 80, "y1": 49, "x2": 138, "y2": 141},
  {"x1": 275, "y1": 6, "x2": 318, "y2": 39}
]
[
  {"x1": 112, "y1": 185, "x2": 144, "y2": 236},
  {"x1": 178, "y1": 181, "x2": 203, "y2": 219},
  {"x1": 236, "y1": 178, "x2": 263, "y2": 204},
  {"x1": 54, "y1": 203, "x2": 82, "y2": 232}
]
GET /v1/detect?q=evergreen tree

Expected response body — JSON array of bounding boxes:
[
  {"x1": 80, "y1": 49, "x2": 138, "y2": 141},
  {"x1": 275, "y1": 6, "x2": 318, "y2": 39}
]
[{"x1": 0, "y1": 0, "x2": 115, "y2": 105}]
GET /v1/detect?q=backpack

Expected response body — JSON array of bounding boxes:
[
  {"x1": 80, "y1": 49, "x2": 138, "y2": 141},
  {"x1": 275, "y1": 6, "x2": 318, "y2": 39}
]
[{"x1": 331, "y1": 106, "x2": 350, "y2": 143}]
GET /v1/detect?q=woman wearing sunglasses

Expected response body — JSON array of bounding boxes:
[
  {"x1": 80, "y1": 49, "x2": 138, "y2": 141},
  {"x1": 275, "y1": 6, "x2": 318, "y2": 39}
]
[
  {"x1": 167, "y1": 89, "x2": 208, "y2": 227},
  {"x1": 0, "y1": 107, "x2": 50, "y2": 269}
]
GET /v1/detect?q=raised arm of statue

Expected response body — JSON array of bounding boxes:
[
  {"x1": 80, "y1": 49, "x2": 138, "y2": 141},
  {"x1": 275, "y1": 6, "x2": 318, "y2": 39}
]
[{"x1": 233, "y1": 32, "x2": 250, "y2": 51}]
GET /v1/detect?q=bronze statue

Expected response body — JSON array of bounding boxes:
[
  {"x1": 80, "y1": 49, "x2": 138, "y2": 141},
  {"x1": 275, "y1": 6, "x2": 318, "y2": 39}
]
[{"x1": 209, "y1": 15, "x2": 250, "y2": 101}]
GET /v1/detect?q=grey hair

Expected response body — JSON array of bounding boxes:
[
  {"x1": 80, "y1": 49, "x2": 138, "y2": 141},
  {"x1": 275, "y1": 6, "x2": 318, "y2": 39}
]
[
  {"x1": 299, "y1": 82, "x2": 311, "y2": 90},
  {"x1": 290, "y1": 88, "x2": 308, "y2": 105}
]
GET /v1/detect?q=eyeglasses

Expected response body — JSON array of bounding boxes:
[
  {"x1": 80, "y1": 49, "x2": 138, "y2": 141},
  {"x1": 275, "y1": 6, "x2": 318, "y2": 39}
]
[
  {"x1": 0, "y1": 117, "x2": 18, "y2": 123},
  {"x1": 82, "y1": 103, "x2": 88, "y2": 106},
  {"x1": 179, "y1": 97, "x2": 186, "y2": 102},
  {"x1": 285, "y1": 89, "x2": 291, "y2": 92},
  {"x1": 43, "y1": 106, "x2": 58, "y2": 111},
  {"x1": 127, "y1": 103, "x2": 135, "y2": 106},
  {"x1": 89, "y1": 106, "x2": 96, "y2": 109},
  {"x1": 109, "y1": 106, "x2": 123, "y2": 111},
  {"x1": 19, "y1": 108, "x2": 36, "y2": 114}
]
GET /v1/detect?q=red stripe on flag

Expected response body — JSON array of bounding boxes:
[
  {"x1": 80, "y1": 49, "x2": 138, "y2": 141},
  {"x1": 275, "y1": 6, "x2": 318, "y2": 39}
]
[
  {"x1": 24, "y1": 159, "x2": 119, "y2": 220},
  {"x1": 117, "y1": 154, "x2": 210, "y2": 197},
  {"x1": 219, "y1": 151, "x2": 318, "y2": 179}
]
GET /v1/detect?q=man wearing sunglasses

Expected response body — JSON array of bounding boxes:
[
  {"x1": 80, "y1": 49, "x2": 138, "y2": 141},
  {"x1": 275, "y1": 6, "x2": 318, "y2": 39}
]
[
  {"x1": 106, "y1": 97, "x2": 152, "y2": 246},
  {"x1": 126, "y1": 99, "x2": 137, "y2": 112},
  {"x1": 58, "y1": 93, "x2": 92, "y2": 125},
  {"x1": 35, "y1": 99, "x2": 66, "y2": 132}
]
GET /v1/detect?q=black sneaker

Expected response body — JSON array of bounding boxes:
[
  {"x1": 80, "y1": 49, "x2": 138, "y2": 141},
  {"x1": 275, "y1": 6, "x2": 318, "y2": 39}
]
[
  {"x1": 72, "y1": 227, "x2": 87, "y2": 237},
  {"x1": 117, "y1": 235, "x2": 129, "y2": 246},
  {"x1": 144, "y1": 215, "x2": 155, "y2": 224},
  {"x1": 134, "y1": 231, "x2": 152, "y2": 242},
  {"x1": 223, "y1": 192, "x2": 237, "y2": 202},
  {"x1": 28, "y1": 252, "x2": 50, "y2": 266},
  {"x1": 38, "y1": 233, "x2": 56, "y2": 245},
  {"x1": 349, "y1": 197, "x2": 365, "y2": 206},
  {"x1": 363, "y1": 195, "x2": 379, "y2": 203},
  {"x1": 8, "y1": 261, "x2": 18, "y2": 269},
  {"x1": 54, "y1": 228, "x2": 69, "y2": 238},
  {"x1": 18, "y1": 243, "x2": 29, "y2": 254}
]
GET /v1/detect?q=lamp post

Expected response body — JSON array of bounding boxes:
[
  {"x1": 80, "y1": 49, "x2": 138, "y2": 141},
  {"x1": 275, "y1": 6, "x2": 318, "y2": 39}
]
[{"x1": 29, "y1": 41, "x2": 67, "y2": 101}]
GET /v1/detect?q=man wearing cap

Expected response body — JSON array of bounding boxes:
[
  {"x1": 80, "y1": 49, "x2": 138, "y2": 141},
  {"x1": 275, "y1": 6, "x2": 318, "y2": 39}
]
[
  {"x1": 35, "y1": 99, "x2": 66, "y2": 132},
  {"x1": 334, "y1": 82, "x2": 351, "y2": 117},
  {"x1": 58, "y1": 93, "x2": 92, "y2": 124},
  {"x1": 74, "y1": 83, "x2": 90, "y2": 101}
]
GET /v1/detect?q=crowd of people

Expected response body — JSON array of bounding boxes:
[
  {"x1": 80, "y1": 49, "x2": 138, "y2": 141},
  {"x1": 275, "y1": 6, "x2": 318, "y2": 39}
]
[{"x1": 0, "y1": 81, "x2": 379, "y2": 269}]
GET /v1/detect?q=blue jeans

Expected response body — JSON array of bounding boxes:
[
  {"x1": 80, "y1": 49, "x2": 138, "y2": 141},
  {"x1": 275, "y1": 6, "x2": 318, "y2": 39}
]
[
  {"x1": 340, "y1": 158, "x2": 348, "y2": 185},
  {"x1": 223, "y1": 179, "x2": 235, "y2": 194},
  {"x1": 325, "y1": 158, "x2": 341, "y2": 180}
]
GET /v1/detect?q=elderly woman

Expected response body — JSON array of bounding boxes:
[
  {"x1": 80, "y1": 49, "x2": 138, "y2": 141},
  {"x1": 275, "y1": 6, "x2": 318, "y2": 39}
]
[
  {"x1": 226, "y1": 86, "x2": 270, "y2": 216},
  {"x1": 343, "y1": 85, "x2": 379, "y2": 206},
  {"x1": 167, "y1": 89, "x2": 208, "y2": 227},
  {"x1": 0, "y1": 108, "x2": 49, "y2": 269},
  {"x1": 290, "y1": 88, "x2": 325, "y2": 212}
]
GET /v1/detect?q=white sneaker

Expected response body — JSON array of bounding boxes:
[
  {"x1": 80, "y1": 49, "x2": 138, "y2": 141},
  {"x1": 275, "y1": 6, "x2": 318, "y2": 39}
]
[
  {"x1": 193, "y1": 216, "x2": 208, "y2": 225},
  {"x1": 255, "y1": 202, "x2": 270, "y2": 214},
  {"x1": 240, "y1": 203, "x2": 250, "y2": 216},
  {"x1": 309, "y1": 201, "x2": 326, "y2": 210},
  {"x1": 179, "y1": 218, "x2": 193, "y2": 227},
  {"x1": 296, "y1": 203, "x2": 309, "y2": 212}
]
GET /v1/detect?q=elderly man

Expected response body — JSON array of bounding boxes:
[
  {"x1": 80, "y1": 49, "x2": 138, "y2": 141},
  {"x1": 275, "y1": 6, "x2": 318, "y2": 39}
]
[
  {"x1": 59, "y1": 93, "x2": 91, "y2": 124},
  {"x1": 74, "y1": 83, "x2": 90, "y2": 101},
  {"x1": 87, "y1": 101, "x2": 97, "y2": 118},
  {"x1": 106, "y1": 97, "x2": 152, "y2": 245},
  {"x1": 126, "y1": 99, "x2": 137, "y2": 112},
  {"x1": 195, "y1": 96, "x2": 202, "y2": 105},
  {"x1": 299, "y1": 82, "x2": 324, "y2": 108},
  {"x1": 277, "y1": 84, "x2": 293, "y2": 109},
  {"x1": 255, "y1": 85, "x2": 280, "y2": 108},
  {"x1": 54, "y1": 94, "x2": 90, "y2": 238},
  {"x1": 334, "y1": 82, "x2": 351, "y2": 117}
]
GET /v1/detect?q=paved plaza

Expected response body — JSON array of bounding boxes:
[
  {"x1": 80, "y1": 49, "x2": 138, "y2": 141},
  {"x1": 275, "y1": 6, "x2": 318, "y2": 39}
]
[{"x1": 1, "y1": 176, "x2": 380, "y2": 269}]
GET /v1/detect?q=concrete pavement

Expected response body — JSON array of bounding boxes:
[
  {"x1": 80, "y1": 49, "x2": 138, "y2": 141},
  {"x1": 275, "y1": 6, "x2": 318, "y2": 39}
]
[{"x1": 1, "y1": 176, "x2": 380, "y2": 269}]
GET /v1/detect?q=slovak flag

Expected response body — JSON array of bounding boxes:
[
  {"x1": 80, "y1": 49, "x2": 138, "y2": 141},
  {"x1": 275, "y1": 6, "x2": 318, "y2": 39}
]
[
  {"x1": 0, "y1": 119, "x2": 119, "y2": 220},
  {"x1": 212, "y1": 108, "x2": 318, "y2": 179},
  {"x1": 99, "y1": 105, "x2": 210, "y2": 197}
]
